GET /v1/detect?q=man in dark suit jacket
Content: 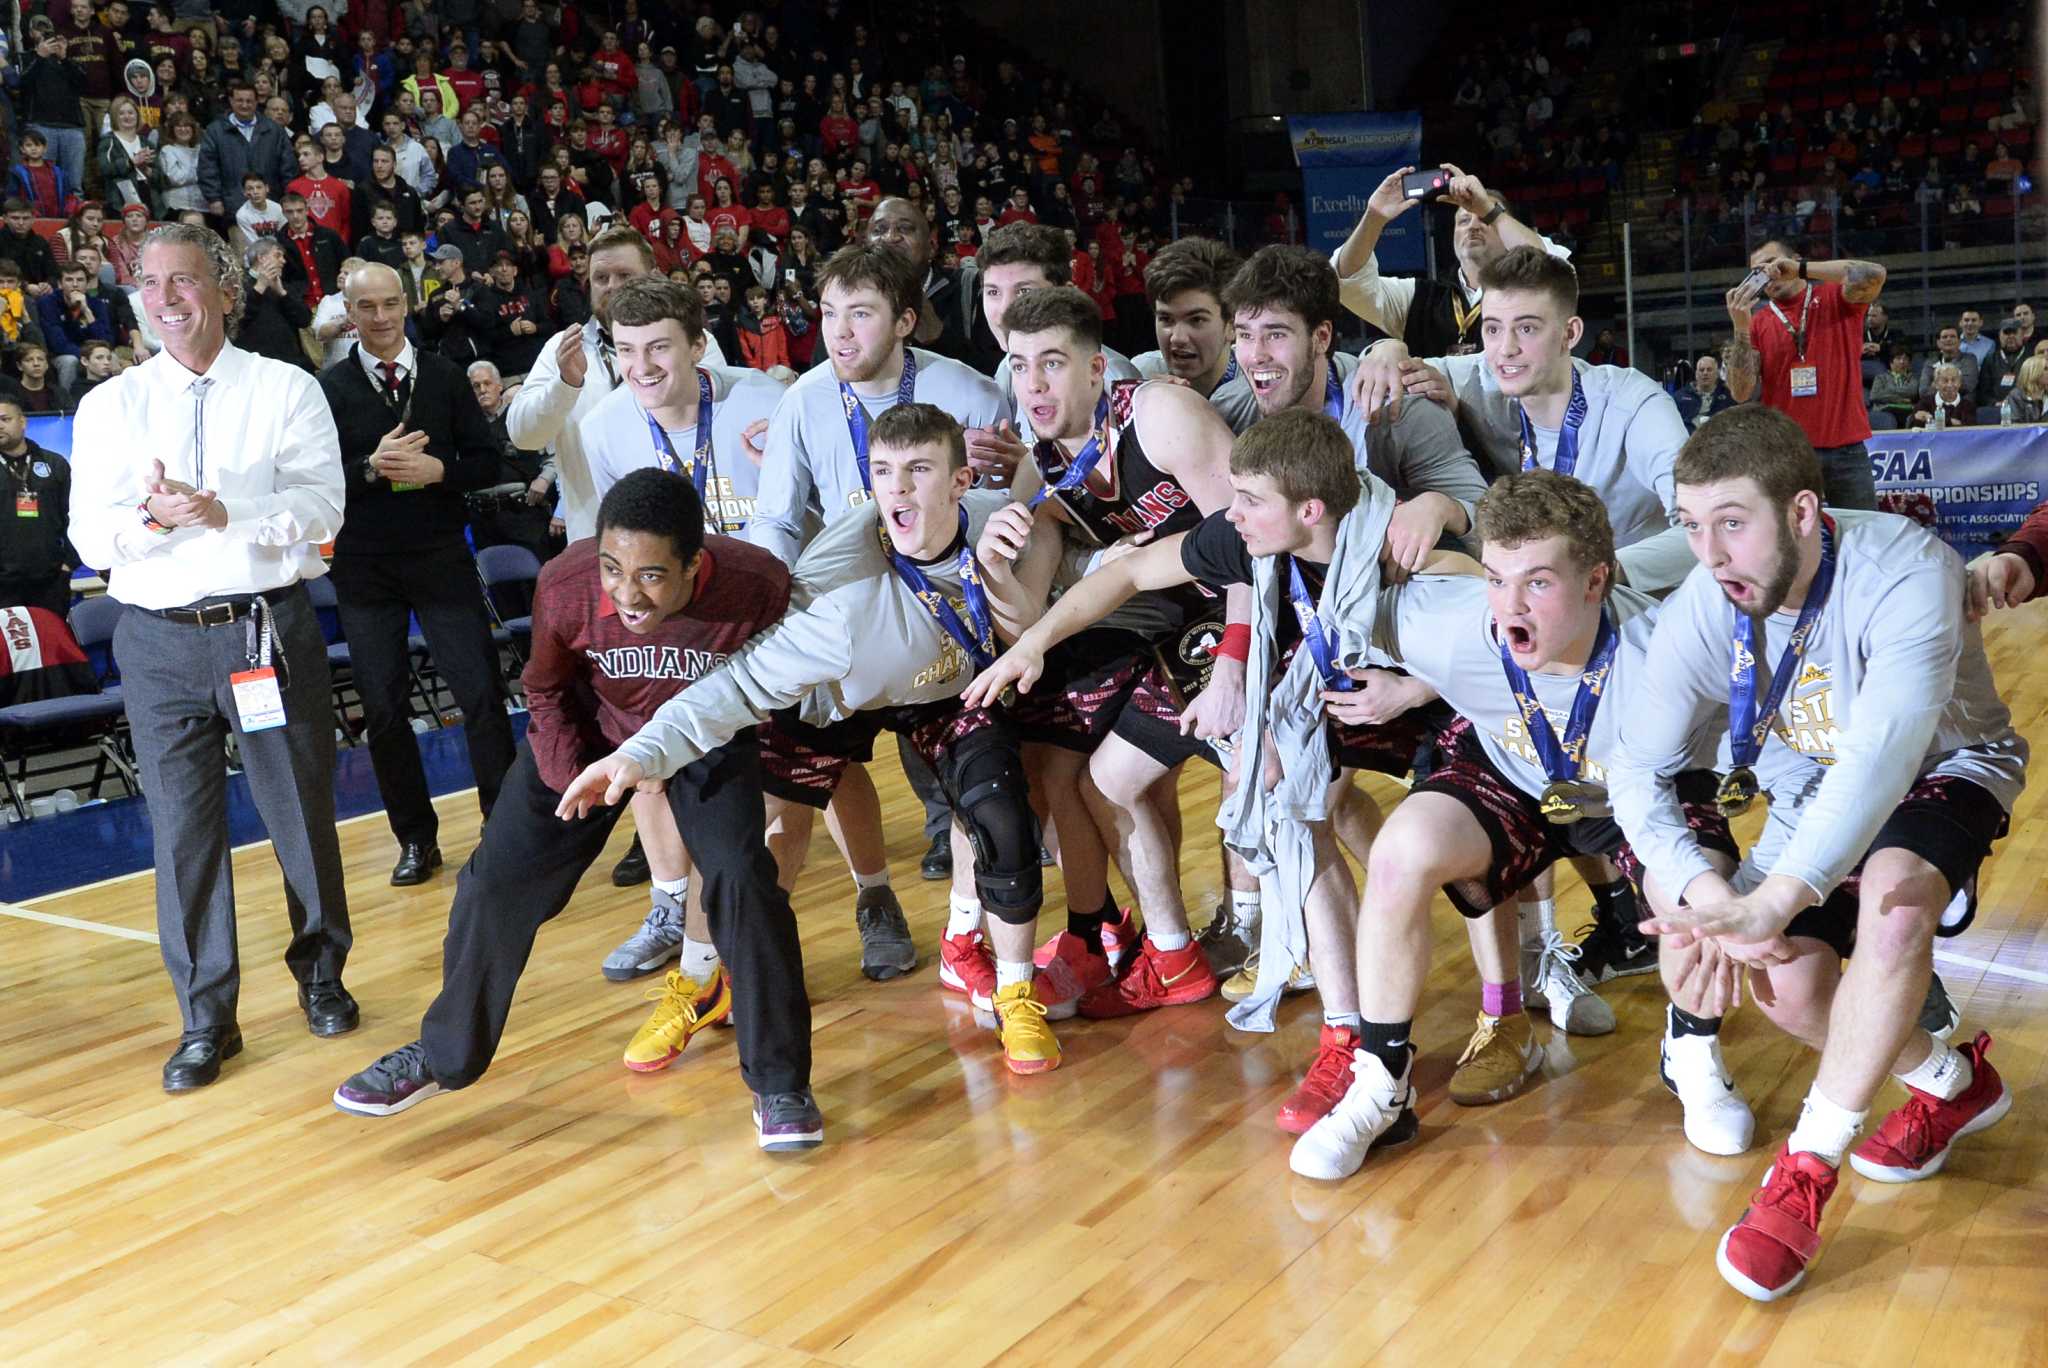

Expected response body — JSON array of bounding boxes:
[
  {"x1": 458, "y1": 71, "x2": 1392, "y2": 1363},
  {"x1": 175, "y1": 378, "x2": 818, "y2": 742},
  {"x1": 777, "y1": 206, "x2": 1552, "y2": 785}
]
[{"x1": 319, "y1": 262, "x2": 516, "y2": 887}]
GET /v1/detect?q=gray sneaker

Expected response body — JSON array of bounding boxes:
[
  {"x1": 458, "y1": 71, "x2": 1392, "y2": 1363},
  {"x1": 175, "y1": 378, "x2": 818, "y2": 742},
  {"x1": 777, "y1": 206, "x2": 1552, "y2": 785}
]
[
  {"x1": 1522, "y1": 931, "x2": 1616, "y2": 1036},
  {"x1": 1196, "y1": 906, "x2": 1257, "y2": 979},
  {"x1": 856, "y1": 885, "x2": 918, "y2": 980},
  {"x1": 602, "y1": 888, "x2": 686, "y2": 982}
]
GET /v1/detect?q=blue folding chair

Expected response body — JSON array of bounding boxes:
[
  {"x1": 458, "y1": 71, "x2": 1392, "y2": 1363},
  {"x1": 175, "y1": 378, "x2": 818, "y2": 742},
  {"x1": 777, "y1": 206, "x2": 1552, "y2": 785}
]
[
  {"x1": 0, "y1": 604, "x2": 137, "y2": 821},
  {"x1": 475, "y1": 544, "x2": 541, "y2": 670}
]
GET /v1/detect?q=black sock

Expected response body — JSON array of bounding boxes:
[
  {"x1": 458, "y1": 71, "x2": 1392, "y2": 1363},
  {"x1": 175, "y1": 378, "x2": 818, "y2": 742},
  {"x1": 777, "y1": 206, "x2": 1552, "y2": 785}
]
[
  {"x1": 1067, "y1": 899, "x2": 1110, "y2": 955},
  {"x1": 1669, "y1": 1004, "x2": 1721, "y2": 1038},
  {"x1": 1358, "y1": 1020, "x2": 1413, "y2": 1079},
  {"x1": 1592, "y1": 879, "x2": 1643, "y2": 939}
]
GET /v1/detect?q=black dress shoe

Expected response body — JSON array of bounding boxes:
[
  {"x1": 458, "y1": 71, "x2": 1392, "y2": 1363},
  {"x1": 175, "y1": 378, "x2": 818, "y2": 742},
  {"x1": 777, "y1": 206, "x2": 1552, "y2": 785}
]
[
  {"x1": 611, "y1": 834, "x2": 650, "y2": 887},
  {"x1": 163, "y1": 1026, "x2": 243, "y2": 1092},
  {"x1": 390, "y1": 842, "x2": 443, "y2": 886},
  {"x1": 919, "y1": 830, "x2": 952, "y2": 880},
  {"x1": 299, "y1": 979, "x2": 361, "y2": 1037}
]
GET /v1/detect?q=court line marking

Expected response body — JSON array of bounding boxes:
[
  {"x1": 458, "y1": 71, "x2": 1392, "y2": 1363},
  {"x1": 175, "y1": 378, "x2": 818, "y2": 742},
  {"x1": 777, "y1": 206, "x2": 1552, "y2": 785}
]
[
  {"x1": 0, "y1": 901, "x2": 158, "y2": 943},
  {"x1": 21, "y1": 786, "x2": 481, "y2": 905},
  {"x1": 1933, "y1": 947, "x2": 2048, "y2": 987}
]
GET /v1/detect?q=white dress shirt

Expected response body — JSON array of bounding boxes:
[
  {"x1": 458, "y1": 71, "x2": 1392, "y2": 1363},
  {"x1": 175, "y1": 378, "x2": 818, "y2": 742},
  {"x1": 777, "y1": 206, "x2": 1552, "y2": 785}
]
[
  {"x1": 69, "y1": 343, "x2": 346, "y2": 609},
  {"x1": 356, "y1": 335, "x2": 417, "y2": 391}
]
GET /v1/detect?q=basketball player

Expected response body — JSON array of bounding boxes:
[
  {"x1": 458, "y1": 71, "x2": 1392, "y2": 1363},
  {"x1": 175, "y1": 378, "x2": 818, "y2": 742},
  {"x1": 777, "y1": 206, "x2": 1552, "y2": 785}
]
[
  {"x1": 334, "y1": 470, "x2": 823, "y2": 1151},
  {"x1": 1614, "y1": 405, "x2": 2024, "y2": 1301},
  {"x1": 560, "y1": 405, "x2": 1065, "y2": 1075},
  {"x1": 974, "y1": 221, "x2": 1144, "y2": 448},
  {"x1": 747, "y1": 244, "x2": 1006, "y2": 981},
  {"x1": 574, "y1": 276, "x2": 790, "y2": 983},
  {"x1": 974, "y1": 285, "x2": 1244, "y2": 1019}
]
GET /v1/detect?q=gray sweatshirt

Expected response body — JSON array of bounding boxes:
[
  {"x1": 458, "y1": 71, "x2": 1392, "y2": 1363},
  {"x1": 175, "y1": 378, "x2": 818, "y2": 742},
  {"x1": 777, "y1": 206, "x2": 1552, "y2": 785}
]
[
  {"x1": 580, "y1": 363, "x2": 789, "y2": 533},
  {"x1": 1343, "y1": 393, "x2": 1489, "y2": 548},
  {"x1": 1429, "y1": 354, "x2": 1696, "y2": 592},
  {"x1": 1610, "y1": 508, "x2": 2027, "y2": 902},
  {"x1": 748, "y1": 346, "x2": 1006, "y2": 564},
  {"x1": 618, "y1": 489, "x2": 1013, "y2": 779},
  {"x1": 1363, "y1": 578, "x2": 1718, "y2": 807}
]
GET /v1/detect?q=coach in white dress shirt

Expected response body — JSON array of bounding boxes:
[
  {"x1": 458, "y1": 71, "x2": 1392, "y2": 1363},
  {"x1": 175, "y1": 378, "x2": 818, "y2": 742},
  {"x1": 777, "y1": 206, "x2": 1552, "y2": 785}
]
[{"x1": 68, "y1": 223, "x2": 356, "y2": 1094}]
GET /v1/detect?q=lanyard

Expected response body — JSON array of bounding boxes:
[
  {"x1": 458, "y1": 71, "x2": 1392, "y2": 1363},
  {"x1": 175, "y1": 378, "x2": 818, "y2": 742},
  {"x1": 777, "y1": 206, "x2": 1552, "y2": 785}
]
[
  {"x1": 1498, "y1": 608, "x2": 1618, "y2": 783},
  {"x1": 1517, "y1": 366, "x2": 1589, "y2": 476},
  {"x1": 1289, "y1": 557, "x2": 1351, "y2": 693},
  {"x1": 1730, "y1": 516, "x2": 1836, "y2": 768},
  {"x1": 1219, "y1": 353, "x2": 1238, "y2": 386},
  {"x1": 1322, "y1": 359, "x2": 1343, "y2": 419},
  {"x1": 644, "y1": 368, "x2": 716, "y2": 515},
  {"x1": 1027, "y1": 389, "x2": 1112, "y2": 510},
  {"x1": 1767, "y1": 284, "x2": 1814, "y2": 361},
  {"x1": 881, "y1": 506, "x2": 996, "y2": 672},
  {"x1": 839, "y1": 350, "x2": 918, "y2": 493}
]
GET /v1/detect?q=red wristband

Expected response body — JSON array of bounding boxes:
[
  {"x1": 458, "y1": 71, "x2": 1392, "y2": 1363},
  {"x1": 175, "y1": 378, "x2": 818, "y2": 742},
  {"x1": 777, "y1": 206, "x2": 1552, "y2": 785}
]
[{"x1": 1210, "y1": 622, "x2": 1251, "y2": 662}]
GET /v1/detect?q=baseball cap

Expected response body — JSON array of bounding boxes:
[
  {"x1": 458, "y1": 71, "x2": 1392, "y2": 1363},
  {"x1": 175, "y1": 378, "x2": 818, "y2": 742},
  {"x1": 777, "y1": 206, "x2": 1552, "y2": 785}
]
[
  {"x1": 431, "y1": 243, "x2": 464, "y2": 263},
  {"x1": 2000, "y1": 316, "x2": 2023, "y2": 331}
]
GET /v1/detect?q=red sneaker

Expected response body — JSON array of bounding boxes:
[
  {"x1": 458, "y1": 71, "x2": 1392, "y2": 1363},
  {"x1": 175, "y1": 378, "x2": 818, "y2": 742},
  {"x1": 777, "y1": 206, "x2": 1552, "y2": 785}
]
[
  {"x1": 1035, "y1": 908, "x2": 1139, "y2": 971},
  {"x1": 938, "y1": 931, "x2": 996, "y2": 1000},
  {"x1": 1276, "y1": 1024, "x2": 1362, "y2": 1134},
  {"x1": 1033, "y1": 930, "x2": 1113, "y2": 1018},
  {"x1": 1077, "y1": 936, "x2": 1218, "y2": 1019},
  {"x1": 1850, "y1": 1031, "x2": 2010, "y2": 1183},
  {"x1": 1715, "y1": 1147, "x2": 1838, "y2": 1301}
]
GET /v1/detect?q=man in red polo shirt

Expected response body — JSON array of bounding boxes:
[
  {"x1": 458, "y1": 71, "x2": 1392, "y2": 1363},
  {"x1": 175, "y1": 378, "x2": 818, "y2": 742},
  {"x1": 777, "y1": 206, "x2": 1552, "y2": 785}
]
[
  {"x1": 333, "y1": 468, "x2": 823, "y2": 1150},
  {"x1": 1724, "y1": 239, "x2": 1888, "y2": 509}
]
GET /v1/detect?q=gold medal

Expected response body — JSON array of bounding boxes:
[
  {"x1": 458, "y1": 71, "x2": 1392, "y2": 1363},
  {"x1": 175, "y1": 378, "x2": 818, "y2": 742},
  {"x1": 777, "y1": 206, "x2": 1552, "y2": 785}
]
[
  {"x1": 1539, "y1": 779, "x2": 1599, "y2": 825},
  {"x1": 1716, "y1": 765, "x2": 1760, "y2": 818}
]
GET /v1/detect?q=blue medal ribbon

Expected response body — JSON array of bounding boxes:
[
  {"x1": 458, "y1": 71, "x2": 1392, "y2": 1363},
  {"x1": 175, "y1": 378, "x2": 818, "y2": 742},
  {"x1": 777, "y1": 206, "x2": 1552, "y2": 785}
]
[
  {"x1": 1517, "y1": 366, "x2": 1589, "y2": 476},
  {"x1": 1322, "y1": 359, "x2": 1343, "y2": 420},
  {"x1": 839, "y1": 350, "x2": 919, "y2": 494},
  {"x1": 1497, "y1": 608, "x2": 1619, "y2": 783},
  {"x1": 644, "y1": 368, "x2": 716, "y2": 509},
  {"x1": 1027, "y1": 389, "x2": 1113, "y2": 510},
  {"x1": 1289, "y1": 558, "x2": 1352, "y2": 693},
  {"x1": 1220, "y1": 353, "x2": 1238, "y2": 386},
  {"x1": 883, "y1": 505, "x2": 997, "y2": 673},
  {"x1": 1729, "y1": 516, "x2": 1837, "y2": 768}
]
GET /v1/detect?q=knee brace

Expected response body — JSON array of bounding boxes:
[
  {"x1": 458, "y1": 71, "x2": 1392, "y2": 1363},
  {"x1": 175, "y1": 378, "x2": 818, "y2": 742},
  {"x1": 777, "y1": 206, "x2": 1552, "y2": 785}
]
[{"x1": 947, "y1": 732, "x2": 1042, "y2": 924}]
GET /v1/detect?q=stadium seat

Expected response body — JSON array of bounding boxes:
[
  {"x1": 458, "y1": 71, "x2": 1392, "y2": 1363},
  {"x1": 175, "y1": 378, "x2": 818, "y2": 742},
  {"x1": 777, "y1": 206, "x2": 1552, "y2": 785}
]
[
  {"x1": 475, "y1": 545, "x2": 540, "y2": 677},
  {"x1": 0, "y1": 608, "x2": 136, "y2": 821}
]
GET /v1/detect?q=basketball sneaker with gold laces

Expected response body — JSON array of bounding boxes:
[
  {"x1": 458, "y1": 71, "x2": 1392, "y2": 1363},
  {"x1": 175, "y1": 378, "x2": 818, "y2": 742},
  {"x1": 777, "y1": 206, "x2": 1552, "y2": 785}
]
[
  {"x1": 990, "y1": 980, "x2": 1062, "y2": 1074},
  {"x1": 622, "y1": 967, "x2": 733, "y2": 1072}
]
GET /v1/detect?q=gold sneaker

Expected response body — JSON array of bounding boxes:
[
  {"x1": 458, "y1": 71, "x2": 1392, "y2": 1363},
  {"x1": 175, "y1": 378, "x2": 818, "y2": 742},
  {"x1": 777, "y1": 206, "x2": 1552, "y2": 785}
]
[
  {"x1": 623, "y1": 967, "x2": 733, "y2": 1072},
  {"x1": 1220, "y1": 950, "x2": 1316, "y2": 1003},
  {"x1": 992, "y1": 979, "x2": 1061, "y2": 1074},
  {"x1": 1448, "y1": 1011, "x2": 1543, "y2": 1105}
]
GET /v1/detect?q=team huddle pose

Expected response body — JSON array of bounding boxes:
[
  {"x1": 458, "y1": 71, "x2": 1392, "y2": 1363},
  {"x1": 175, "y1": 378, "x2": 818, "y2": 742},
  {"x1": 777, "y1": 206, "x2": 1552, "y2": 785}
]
[{"x1": 323, "y1": 196, "x2": 2021, "y2": 1302}]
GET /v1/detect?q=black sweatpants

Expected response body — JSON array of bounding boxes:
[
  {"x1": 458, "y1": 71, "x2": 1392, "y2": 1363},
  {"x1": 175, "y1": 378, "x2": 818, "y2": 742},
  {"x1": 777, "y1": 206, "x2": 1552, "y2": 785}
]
[{"x1": 419, "y1": 735, "x2": 812, "y2": 1096}]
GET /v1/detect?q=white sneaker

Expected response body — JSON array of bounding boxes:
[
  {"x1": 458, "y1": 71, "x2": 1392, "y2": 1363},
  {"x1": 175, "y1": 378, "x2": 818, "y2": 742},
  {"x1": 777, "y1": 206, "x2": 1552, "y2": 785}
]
[
  {"x1": 1659, "y1": 1014, "x2": 1755, "y2": 1156},
  {"x1": 1289, "y1": 1048, "x2": 1418, "y2": 1180},
  {"x1": 1522, "y1": 931, "x2": 1616, "y2": 1036}
]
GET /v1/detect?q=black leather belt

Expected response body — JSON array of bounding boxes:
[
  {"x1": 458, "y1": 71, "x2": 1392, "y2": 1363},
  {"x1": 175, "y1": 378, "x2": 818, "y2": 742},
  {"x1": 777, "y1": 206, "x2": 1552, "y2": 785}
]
[{"x1": 143, "y1": 585, "x2": 296, "y2": 627}]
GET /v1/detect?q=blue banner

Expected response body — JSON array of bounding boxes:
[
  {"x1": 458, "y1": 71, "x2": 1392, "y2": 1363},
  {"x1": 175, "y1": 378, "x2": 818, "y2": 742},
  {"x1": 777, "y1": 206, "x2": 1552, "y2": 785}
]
[
  {"x1": 1869, "y1": 425, "x2": 2047, "y2": 558},
  {"x1": 1287, "y1": 112, "x2": 1425, "y2": 272},
  {"x1": 26, "y1": 414, "x2": 72, "y2": 456}
]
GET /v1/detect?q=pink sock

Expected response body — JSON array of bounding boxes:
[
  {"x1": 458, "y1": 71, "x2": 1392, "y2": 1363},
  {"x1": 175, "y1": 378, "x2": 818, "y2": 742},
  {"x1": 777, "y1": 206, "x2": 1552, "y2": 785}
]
[{"x1": 1482, "y1": 978, "x2": 1521, "y2": 1018}]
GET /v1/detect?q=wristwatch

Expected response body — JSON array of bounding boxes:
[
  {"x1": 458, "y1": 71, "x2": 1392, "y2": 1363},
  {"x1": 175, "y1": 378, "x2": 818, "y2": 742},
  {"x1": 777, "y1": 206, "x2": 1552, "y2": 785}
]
[
  {"x1": 1480, "y1": 200, "x2": 1506, "y2": 226},
  {"x1": 1797, "y1": 257, "x2": 1809, "y2": 280}
]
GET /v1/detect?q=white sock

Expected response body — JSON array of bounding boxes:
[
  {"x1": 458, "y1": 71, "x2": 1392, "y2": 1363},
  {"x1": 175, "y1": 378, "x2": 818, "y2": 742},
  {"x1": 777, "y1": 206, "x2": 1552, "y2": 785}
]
[
  {"x1": 996, "y1": 958, "x2": 1033, "y2": 990},
  {"x1": 1149, "y1": 929, "x2": 1191, "y2": 952},
  {"x1": 852, "y1": 867, "x2": 890, "y2": 892},
  {"x1": 652, "y1": 875, "x2": 688, "y2": 900},
  {"x1": 1325, "y1": 1010, "x2": 1363, "y2": 1031},
  {"x1": 1228, "y1": 889, "x2": 1261, "y2": 932},
  {"x1": 1517, "y1": 895, "x2": 1558, "y2": 948},
  {"x1": 680, "y1": 936, "x2": 720, "y2": 980},
  {"x1": 946, "y1": 892, "x2": 983, "y2": 938},
  {"x1": 1786, "y1": 1085, "x2": 1867, "y2": 1166},
  {"x1": 1896, "y1": 1037, "x2": 1971, "y2": 1100}
]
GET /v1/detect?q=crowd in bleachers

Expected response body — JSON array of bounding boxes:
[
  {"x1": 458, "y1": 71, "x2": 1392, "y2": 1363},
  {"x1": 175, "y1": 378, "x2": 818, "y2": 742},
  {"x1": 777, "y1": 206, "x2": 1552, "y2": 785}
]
[{"x1": 0, "y1": 0, "x2": 1188, "y2": 399}]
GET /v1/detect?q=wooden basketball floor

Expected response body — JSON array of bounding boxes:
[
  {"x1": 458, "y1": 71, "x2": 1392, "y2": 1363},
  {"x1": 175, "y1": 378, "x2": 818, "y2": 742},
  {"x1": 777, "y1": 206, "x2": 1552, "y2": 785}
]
[{"x1": 3, "y1": 610, "x2": 2046, "y2": 1366}]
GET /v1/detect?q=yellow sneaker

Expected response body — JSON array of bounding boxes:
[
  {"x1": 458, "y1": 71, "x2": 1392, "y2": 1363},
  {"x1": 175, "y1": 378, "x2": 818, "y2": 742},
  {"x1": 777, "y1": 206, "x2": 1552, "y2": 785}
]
[
  {"x1": 1220, "y1": 951, "x2": 1316, "y2": 1003},
  {"x1": 623, "y1": 967, "x2": 733, "y2": 1073},
  {"x1": 992, "y1": 979, "x2": 1061, "y2": 1075},
  {"x1": 1448, "y1": 1011, "x2": 1542, "y2": 1105}
]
